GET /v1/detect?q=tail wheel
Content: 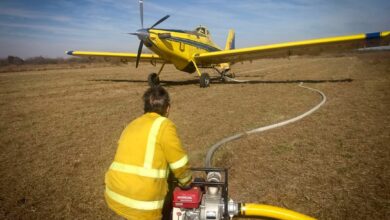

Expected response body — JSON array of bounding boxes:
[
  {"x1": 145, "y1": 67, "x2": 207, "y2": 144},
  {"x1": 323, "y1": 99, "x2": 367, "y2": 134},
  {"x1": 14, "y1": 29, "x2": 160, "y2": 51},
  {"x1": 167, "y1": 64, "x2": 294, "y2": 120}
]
[
  {"x1": 200, "y1": 73, "x2": 210, "y2": 88},
  {"x1": 148, "y1": 73, "x2": 160, "y2": 87}
]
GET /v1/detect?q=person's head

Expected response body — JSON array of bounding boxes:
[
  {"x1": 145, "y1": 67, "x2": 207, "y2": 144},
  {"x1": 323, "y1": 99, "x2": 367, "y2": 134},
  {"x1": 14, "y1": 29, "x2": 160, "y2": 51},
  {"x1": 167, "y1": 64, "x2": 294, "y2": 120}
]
[{"x1": 143, "y1": 86, "x2": 170, "y2": 116}]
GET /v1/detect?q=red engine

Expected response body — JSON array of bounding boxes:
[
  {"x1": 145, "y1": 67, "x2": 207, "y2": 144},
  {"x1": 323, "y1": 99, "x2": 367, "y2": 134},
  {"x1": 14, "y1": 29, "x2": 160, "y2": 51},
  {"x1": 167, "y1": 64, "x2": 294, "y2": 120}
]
[
  {"x1": 171, "y1": 169, "x2": 230, "y2": 220},
  {"x1": 172, "y1": 186, "x2": 202, "y2": 209}
]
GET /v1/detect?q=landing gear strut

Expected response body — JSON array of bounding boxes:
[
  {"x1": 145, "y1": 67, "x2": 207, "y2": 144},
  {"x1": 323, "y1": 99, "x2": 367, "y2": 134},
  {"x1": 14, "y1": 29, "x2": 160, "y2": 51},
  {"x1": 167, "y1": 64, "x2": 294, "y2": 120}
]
[
  {"x1": 214, "y1": 68, "x2": 235, "y2": 82},
  {"x1": 191, "y1": 60, "x2": 211, "y2": 88}
]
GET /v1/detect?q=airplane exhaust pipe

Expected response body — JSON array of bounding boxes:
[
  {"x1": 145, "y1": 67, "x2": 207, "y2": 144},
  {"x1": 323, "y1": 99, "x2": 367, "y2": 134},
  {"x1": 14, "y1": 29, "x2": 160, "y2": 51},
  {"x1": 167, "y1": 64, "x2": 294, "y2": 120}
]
[{"x1": 158, "y1": 33, "x2": 171, "y2": 39}]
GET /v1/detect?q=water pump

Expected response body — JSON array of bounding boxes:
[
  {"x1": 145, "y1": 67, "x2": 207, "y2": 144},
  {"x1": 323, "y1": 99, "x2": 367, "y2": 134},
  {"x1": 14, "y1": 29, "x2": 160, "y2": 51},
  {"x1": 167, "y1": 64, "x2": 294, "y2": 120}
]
[
  {"x1": 170, "y1": 167, "x2": 315, "y2": 220},
  {"x1": 172, "y1": 168, "x2": 235, "y2": 220}
]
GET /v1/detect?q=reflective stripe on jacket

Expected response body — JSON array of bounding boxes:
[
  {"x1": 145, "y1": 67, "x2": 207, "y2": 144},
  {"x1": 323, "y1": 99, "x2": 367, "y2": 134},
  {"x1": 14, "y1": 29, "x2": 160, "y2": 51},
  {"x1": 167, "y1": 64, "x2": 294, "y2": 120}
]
[{"x1": 105, "y1": 112, "x2": 192, "y2": 220}]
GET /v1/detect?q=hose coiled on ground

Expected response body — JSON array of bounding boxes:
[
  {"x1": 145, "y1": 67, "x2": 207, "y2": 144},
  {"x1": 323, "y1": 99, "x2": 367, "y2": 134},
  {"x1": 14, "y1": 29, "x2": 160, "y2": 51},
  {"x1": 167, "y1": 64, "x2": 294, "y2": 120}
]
[{"x1": 205, "y1": 83, "x2": 326, "y2": 167}]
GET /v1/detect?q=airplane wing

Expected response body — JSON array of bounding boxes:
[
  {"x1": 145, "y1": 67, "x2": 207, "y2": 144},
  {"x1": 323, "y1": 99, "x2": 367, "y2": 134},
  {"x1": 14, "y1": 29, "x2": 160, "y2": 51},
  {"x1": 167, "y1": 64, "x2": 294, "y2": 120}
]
[
  {"x1": 194, "y1": 31, "x2": 390, "y2": 65},
  {"x1": 65, "y1": 50, "x2": 166, "y2": 63}
]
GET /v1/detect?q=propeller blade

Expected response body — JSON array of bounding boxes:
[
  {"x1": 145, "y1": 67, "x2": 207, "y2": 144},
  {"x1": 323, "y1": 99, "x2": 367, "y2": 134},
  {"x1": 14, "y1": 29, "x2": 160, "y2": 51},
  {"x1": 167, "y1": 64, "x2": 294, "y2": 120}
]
[
  {"x1": 136, "y1": 40, "x2": 143, "y2": 68},
  {"x1": 150, "y1": 15, "x2": 170, "y2": 29},
  {"x1": 139, "y1": 0, "x2": 144, "y2": 28}
]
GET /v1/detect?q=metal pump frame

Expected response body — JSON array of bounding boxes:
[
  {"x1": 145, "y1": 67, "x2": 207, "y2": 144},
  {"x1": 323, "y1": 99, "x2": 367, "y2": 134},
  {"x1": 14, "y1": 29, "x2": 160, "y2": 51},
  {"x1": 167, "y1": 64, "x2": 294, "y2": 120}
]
[{"x1": 190, "y1": 167, "x2": 229, "y2": 220}]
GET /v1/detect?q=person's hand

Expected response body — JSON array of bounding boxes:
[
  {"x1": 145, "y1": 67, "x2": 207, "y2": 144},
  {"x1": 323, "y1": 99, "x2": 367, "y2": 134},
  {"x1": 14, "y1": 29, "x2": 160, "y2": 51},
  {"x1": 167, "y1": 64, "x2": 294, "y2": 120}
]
[
  {"x1": 179, "y1": 184, "x2": 192, "y2": 190},
  {"x1": 178, "y1": 176, "x2": 194, "y2": 190}
]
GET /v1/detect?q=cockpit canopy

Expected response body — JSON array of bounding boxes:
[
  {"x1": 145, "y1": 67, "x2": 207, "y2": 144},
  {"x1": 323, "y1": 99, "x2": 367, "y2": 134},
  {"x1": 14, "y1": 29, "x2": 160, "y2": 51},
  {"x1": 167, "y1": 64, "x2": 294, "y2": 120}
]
[{"x1": 195, "y1": 26, "x2": 210, "y2": 36}]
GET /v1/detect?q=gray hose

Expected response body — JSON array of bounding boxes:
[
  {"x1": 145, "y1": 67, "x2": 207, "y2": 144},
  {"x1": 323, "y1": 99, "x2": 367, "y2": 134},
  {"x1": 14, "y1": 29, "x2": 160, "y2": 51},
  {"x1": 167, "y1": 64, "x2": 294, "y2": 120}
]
[{"x1": 205, "y1": 83, "x2": 327, "y2": 167}]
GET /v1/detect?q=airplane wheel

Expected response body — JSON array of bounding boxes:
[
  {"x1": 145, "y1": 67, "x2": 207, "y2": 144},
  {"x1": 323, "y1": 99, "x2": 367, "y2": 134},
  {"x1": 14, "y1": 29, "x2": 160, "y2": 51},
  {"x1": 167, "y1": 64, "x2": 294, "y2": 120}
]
[
  {"x1": 148, "y1": 73, "x2": 160, "y2": 87},
  {"x1": 199, "y1": 73, "x2": 210, "y2": 88}
]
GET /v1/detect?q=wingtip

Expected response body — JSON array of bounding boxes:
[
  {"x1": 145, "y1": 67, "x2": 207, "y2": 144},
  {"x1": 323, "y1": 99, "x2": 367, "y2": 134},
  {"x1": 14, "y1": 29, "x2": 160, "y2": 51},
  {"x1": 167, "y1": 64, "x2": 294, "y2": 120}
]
[
  {"x1": 366, "y1": 31, "x2": 390, "y2": 40},
  {"x1": 381, "y1": 31, "x2": 390, "y2": 37},
  {"x1": 65, "y1": 50, "x2": 73, "y2": 55}
]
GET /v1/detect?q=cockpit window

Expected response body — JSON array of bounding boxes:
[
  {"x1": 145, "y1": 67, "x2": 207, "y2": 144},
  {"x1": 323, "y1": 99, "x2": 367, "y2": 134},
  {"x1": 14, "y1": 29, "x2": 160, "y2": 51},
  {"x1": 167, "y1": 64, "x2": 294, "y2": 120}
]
[{"x1": 196, "y1": 26, "x2": 208, "y2": 35}]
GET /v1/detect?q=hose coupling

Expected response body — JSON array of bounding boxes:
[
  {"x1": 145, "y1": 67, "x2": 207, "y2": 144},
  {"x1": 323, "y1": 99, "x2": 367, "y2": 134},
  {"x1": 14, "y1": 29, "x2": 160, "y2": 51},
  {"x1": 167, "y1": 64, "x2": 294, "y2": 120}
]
[{"x1": 227, "y1": 199, "x2": 238, "y2": 219}]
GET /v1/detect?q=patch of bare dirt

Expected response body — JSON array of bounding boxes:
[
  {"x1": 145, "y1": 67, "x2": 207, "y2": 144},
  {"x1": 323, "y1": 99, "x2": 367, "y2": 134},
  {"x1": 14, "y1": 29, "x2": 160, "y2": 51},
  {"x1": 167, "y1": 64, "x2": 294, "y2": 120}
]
[{"x1": 0, "y1": 52, "x2": 389, "y2": 219}]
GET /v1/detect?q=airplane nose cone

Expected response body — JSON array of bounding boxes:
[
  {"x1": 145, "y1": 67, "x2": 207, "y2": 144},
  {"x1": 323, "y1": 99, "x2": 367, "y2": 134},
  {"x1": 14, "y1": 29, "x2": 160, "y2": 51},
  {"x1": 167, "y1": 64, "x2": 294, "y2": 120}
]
[{"x1": 135, "y1": 29, "x2": 150, "y2": 41}]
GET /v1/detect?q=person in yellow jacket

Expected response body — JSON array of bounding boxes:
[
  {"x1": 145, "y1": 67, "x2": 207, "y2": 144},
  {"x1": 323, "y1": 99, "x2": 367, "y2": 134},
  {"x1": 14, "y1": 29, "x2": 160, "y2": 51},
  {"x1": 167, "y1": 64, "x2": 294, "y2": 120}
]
[{"x1": 105, "y1": 86, "x2": 192, "y2": 220}]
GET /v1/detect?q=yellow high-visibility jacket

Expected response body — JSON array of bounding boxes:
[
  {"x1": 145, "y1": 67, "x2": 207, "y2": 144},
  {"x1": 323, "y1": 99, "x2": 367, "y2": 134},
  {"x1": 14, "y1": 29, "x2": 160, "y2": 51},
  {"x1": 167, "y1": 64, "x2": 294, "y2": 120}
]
[{"x1": 105, "y1": 112, "x2": 192, "y2": 220}]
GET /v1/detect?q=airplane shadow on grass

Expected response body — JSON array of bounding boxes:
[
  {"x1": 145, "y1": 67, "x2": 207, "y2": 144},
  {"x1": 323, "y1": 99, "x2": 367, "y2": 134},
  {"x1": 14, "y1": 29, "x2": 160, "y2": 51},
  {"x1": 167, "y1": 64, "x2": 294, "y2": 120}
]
[{"x1": 90, "y1": 77, "x2": 353, "y2": 87}]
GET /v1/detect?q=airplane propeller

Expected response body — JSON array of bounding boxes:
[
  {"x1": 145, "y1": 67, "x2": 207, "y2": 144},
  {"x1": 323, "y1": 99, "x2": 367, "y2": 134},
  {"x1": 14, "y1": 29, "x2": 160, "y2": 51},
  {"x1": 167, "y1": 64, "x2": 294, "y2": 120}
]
[{"x1": 130, "y1": 0, "x2": 170, "y2": 68}]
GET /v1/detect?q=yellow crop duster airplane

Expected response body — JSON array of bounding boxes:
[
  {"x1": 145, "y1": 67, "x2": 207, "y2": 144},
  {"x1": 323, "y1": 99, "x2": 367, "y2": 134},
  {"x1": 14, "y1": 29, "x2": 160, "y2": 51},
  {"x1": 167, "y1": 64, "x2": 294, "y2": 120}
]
[{"x1": 66, "y1": 0, "x2": 390, "y2": 88}]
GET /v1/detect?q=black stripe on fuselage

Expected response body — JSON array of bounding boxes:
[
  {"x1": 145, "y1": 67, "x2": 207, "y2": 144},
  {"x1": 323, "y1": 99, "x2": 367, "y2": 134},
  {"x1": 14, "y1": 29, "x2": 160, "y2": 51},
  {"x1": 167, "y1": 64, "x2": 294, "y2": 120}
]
[
  {"x1": 153, "y1": 28, "x2": 200, "y2": 36},
  {"x1": 167, "y1": 36, "x2": 221, "y2": 52}
]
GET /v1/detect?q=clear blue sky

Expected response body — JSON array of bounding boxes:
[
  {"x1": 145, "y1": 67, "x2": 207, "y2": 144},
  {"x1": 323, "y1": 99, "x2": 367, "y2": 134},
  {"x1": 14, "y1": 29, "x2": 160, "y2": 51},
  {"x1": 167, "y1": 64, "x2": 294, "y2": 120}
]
[{"x1": 0, "y1": 0, "x2": 389, "y2": 58}]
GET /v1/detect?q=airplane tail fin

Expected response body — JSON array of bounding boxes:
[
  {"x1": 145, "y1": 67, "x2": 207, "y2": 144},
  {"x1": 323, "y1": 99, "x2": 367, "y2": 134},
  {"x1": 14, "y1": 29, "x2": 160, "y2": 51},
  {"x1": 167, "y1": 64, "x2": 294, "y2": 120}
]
[{"x1": 224, "y1": 29, "x2": 235, "y2": 50}]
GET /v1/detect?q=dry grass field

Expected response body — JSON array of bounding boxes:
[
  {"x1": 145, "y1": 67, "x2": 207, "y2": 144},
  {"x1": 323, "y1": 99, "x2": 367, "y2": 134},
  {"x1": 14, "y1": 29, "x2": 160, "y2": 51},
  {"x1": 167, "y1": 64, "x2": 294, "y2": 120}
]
[{"x1": 0, "y1": 52, "x2": 389, "y2": 219}]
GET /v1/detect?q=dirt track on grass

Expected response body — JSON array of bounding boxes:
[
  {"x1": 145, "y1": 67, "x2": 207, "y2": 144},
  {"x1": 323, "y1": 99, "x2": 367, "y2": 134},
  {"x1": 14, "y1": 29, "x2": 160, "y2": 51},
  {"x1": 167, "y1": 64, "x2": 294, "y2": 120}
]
[{"x1": 1, "y1": 52, "x2": 389, "y2": 219}]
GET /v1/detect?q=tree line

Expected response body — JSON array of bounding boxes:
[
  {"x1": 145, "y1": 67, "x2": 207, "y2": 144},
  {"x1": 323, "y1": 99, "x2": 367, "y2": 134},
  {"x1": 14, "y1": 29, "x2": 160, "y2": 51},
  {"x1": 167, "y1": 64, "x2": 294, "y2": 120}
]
[{"x1": 0, "y1": 55, "x2": 123, "y2": 66}]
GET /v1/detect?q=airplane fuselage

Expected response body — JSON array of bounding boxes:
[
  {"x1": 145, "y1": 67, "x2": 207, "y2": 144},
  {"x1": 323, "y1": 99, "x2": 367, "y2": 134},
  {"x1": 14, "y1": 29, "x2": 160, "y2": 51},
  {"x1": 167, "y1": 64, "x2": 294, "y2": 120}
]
[{"x1": 143, "y1": 28, "x2": 222, "y2": 73}]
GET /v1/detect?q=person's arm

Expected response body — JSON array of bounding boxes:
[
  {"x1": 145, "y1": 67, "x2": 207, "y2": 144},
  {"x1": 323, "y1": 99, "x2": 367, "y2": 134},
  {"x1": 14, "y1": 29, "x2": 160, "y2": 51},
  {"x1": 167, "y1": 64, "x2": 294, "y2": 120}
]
[{"x1": 161, "y1": 120, "x2": 192, "y2": 187}]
